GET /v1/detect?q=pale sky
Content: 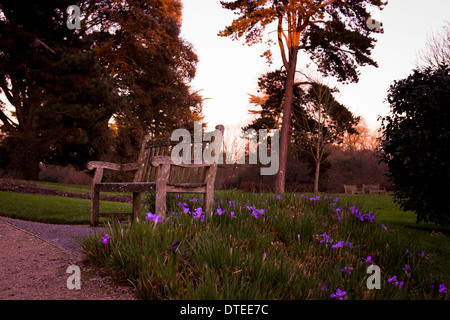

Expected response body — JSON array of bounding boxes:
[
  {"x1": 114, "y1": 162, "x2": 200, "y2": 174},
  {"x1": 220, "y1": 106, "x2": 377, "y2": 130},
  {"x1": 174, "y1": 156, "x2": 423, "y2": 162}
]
[{"x1": 180, "y1": 0, "x2": 450, "y2": 133}]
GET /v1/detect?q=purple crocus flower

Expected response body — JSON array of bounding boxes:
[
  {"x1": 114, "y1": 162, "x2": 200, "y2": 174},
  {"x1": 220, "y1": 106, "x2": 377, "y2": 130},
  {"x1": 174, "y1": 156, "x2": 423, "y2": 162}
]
[
  {"x1": 319, "y1": 232, "x2": 332, "y2": 244},
  {"x1": 388, "y1": 275, "x2": 398, "y2": 283},
  {"x1": 251, "y1": 208, "x2": 265, "y2": 219},
  {"x1": 100, "y1": 234, "x2": 112, "y2": 244},
  {"x1": 193, "y1": 207, "x2": 203, "y2": 219},
  {"x1": 245, "y1": 204, "x2": 256, "y2": 211},
  {"x1": 145, "y1": 212, "x2": 163, "y2": 223},
  {"x1": 341, "y1": 266, "x2": 352, "y2": 275},
  {"x1": 332, "y1": 241, "x2": 345, "y2": 250},
  {"x1": 439, "y1": 283, "x2": 448, "y2": 294},
  {"x1": 216, "y1": 207, "x2": 225, "y2": 216},
  {"x1": 330, "y1": 288, "x2": 347, "y2": 300},
  {"x1": 388, "y1": 275, "x2": 404, "y2": 289}
]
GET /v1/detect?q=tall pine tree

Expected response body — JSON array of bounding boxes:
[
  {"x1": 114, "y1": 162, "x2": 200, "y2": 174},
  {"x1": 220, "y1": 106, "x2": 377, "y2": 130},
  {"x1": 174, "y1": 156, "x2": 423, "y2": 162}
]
[{"x1": 219, "y1": 0, "x2": 385, "y2": 192}]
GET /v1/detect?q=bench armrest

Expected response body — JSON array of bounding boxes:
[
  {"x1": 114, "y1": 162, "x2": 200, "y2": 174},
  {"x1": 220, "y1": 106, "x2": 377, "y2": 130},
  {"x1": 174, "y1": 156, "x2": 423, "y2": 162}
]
[{"x1": 87, "y1": 161, "x2": 139, "y2": 171}]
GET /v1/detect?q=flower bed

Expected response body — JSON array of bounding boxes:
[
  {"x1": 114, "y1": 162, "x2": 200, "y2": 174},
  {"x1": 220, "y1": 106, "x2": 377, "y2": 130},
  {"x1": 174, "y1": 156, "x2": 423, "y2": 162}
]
[{"x1": 82, "y1": 191, "x2": 448, "y2": 300}]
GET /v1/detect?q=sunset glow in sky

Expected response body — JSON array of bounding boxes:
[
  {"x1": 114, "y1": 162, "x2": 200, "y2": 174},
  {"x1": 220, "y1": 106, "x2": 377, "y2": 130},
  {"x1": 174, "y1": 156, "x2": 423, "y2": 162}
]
[{"x1": 181, "y1": 0, "x2": 450, "y2": 132}]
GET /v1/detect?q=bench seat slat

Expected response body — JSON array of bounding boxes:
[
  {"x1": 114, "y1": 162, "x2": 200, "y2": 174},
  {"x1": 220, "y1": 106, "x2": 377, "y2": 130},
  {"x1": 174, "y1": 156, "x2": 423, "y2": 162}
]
[
  {"x1": 94, "y1": 182, "x2": 156, "y2": 193},
  {"x1": 99, "y1": 212, "x2": 132, "y2": 217}
]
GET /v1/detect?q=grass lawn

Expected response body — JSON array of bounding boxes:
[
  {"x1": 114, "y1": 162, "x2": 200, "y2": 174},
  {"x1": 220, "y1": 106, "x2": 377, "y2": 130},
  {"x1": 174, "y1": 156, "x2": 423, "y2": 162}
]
[
  {"x1": 33, "y1": 180, "x2": 92, "y2": 194},
  {"x1": 334, "y1": 193, "x2": 450, "y2": 281},
  {"x1": 0, "y1": 191, "x2": 132, "y2": 225}
]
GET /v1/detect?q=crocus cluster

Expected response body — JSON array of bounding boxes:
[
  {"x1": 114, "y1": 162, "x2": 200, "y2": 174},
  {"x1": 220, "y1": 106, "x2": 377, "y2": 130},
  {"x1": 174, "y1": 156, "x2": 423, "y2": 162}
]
[
  {"x1": 348, "y1": 205, "x2": 376, "y2": 223},
  {"x1": 332, "y1": 240, "x2": 353, "y2": 250},
  {"x1": 317, "y1": 232, "x2": 352, "y2": 250},
  {"x1": 132, "y1": 193, "x2": 447, "y2": 300},
  {"x1": 388, "y1": 275, "x2": 404, "y2": 289},
  {"x1": 243, "y1": 204, "x2": 265, "y2": 219},
  {"x1": 309, "y1": 195, "x2": 321, "y2": 201},
  {"x1": 145, "y1": 212, "x2": 163, "y2": 223},
  {"x1": 193, "y1": 207, "x2": 205, "y2": 222}
]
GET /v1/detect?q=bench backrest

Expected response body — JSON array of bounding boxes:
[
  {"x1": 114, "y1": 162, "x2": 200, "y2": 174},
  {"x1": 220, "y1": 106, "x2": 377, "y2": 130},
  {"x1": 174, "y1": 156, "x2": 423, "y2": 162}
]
[
  {"x1": 134, "y1": 125, "x2": 224, "y2": 185},
  {"x1": 363, "y1": 184, "x2": 379, "y2": 193},
  {"x1": 344, "y1": 185, "x2": 357, "y2": 192}
]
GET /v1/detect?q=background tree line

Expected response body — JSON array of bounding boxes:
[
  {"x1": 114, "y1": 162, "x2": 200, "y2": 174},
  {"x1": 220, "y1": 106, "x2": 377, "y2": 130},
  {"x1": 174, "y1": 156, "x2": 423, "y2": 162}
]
[{"x1": 215, "y1": 116, "x2": 390, "y2": 194}]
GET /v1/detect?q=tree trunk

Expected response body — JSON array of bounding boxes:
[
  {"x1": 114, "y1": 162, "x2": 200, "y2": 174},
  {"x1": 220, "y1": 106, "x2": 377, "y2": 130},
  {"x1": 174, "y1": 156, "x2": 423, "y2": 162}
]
[
  {"x1": 314, "y1": 160, "x2": 320, "y2": 193},
  {"x1": 274, "y1": 52, "x2": 298, "y2": 194},
  {"x1": 314, "y1": 132, "x2": 322, "y2": 193},
  {"x1": 6, "y1": 133, "x2": 42, "y2": 181}
]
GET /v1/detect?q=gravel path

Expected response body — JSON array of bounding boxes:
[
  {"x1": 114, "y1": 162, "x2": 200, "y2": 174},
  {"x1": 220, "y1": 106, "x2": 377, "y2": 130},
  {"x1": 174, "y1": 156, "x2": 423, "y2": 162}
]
[
  {"x1": 0, "y1": 219, "x2": 136, "y2": 300},
  {"x1": 0, "y1": 216, "x2": 106, "y2": 257},
  {"x1": 0, "y1": 179, "x2": 137, "y2": 299}
]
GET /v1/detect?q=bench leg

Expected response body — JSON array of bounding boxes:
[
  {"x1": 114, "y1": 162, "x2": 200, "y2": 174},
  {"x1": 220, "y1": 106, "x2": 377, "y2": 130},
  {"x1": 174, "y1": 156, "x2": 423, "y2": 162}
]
[
  {"x1": 204, "y1": 189, "x2": 214, "y2": 215},
  {"x1": 90, "y1": 191, "x2": 100, "y2": 226},
  {"x1": 155, "y1": 189, "x2": 167, "y2": 218},
  {"x1": 155, "y1": 163, "x2": 169, "y2": 218},
  {"x1": 132, "y1": 192, "x2": 141, "y2": 223}
]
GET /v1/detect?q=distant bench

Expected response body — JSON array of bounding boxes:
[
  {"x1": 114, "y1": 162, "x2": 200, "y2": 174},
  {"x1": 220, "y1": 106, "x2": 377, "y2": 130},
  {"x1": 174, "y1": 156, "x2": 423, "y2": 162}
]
[{"x1": 344, "y1": 184, "x2": 386, "y2": 195}]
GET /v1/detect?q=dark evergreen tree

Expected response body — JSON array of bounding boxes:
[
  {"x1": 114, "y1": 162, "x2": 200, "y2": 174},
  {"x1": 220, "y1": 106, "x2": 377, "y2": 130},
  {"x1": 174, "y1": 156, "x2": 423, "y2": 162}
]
[
  {"x1": 0, "y1": 0, "x2": 122, "y2": 179},
  {"x1": 379, "y1": 64, "x2": 450, "y2": 227}
]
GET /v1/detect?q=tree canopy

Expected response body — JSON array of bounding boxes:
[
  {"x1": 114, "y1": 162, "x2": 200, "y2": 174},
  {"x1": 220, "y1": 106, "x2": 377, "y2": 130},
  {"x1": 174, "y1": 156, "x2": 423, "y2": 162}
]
[{"x1": 82, "y1": 0, "x2": 203, "y2": 136}]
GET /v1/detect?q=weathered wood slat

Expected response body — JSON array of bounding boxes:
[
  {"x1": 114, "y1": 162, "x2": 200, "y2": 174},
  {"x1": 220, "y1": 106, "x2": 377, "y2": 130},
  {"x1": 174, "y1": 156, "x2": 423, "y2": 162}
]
[
  {"x1": 150, "y1": 155, "x2": 213, "y2": 167},
  {"x1": 167, "y1": 182, "x2": 206, "y2": 188},
  {"x1": 94, "y1": 182, "x2": 156, "y2": 193},
  {"x1": 167, "y1": 186, "x2": 206, "y2": 193},
  {"x1": 100, "y1": 212, "x2": 132, "y2": 217},
  {"x1": 87, "y1": 161, "x2": 139, "y2": 171}
]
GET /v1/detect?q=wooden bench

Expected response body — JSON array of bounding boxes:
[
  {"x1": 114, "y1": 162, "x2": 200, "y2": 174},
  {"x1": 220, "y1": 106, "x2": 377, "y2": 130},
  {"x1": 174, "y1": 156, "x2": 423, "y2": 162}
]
[
  {"x1": 344, "y1": 185, "x2": 363, "y2": 195},
  {"x1": 363, "y1": 184, "x2": 386, "y2": 195},
  {"x1": 87, "y1": 125, "x2": 224, "y2": 226}
]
